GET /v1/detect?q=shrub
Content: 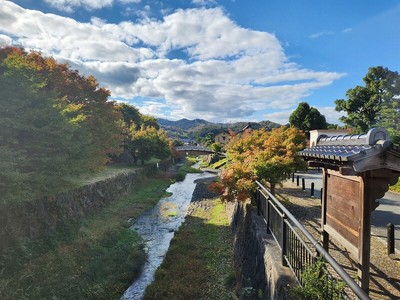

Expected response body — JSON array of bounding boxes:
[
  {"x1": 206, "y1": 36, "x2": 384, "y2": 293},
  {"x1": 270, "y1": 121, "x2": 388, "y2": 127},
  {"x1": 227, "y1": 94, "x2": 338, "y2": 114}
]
[{"x1": 287, "y1": 258, "x2": 345, "y2": 300}]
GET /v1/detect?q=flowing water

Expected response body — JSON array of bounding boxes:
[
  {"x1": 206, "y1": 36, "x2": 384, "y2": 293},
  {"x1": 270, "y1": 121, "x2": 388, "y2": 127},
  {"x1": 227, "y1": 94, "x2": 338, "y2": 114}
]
[{"x1": 122, "y1": 170, "x2": 215, "y2": 300}]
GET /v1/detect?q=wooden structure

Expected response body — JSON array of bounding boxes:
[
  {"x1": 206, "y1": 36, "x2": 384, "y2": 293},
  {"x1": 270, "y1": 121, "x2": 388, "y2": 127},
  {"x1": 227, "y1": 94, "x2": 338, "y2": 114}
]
[{"x1": 299, "y1": 127, "x2": 400, "y2": 293}]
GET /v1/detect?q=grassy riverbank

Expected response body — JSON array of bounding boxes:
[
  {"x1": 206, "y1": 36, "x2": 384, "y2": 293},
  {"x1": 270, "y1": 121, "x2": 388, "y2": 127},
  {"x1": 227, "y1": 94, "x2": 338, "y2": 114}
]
[
  {"x1": 143, "y1": 198, "x2": 236, "y2": 300},
  {"x1": 0, "y1": 174, "x2": 173, "y2": 300}
]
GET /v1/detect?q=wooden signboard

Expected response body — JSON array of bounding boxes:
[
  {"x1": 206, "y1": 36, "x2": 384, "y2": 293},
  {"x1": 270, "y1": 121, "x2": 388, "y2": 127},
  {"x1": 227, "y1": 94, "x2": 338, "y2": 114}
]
[{"x1": 323, "y1": 170, "x2": 362, "y2": 257}]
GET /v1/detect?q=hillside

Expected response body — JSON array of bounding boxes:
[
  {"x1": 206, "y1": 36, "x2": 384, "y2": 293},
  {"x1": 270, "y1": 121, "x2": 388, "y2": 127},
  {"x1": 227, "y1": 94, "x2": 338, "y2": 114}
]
[{"x1": 158, "y1": 118, "x2": 282, "y2": 140}]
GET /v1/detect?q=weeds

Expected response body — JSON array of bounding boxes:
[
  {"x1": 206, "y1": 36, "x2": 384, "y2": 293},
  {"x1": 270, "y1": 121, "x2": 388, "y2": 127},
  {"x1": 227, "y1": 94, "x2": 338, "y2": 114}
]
[
  {"x1": 287, "y1": 258, "x2": 346, "y2": 300},
  {"x1": 143, "y1": 198, "x2": 236, "y2": 300},
  {"x1": 0, "y1": 176, "x2": 172, "y2": 300}
]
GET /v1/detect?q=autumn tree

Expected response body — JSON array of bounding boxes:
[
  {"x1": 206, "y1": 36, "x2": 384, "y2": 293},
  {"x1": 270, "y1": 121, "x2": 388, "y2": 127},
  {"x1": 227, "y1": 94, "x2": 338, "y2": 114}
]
[
  {"x1": 335, "y1": 66, "x2": 400, "y2": 134},
  {"x1": 289, "y1": 102, "x2": 328, "y2": 132},
  {"x1": 2, "y1": 47, "x2": 124, "y2": 169},
  {"x1": 251, "y1": 127, "x2": 307, "y2": 195},
  {"x1": 214, "y1": 127, "x2": 306, "y2": 201},
  {"x1": 0, "y1": 48, "x2": 92, "y2": 202}
]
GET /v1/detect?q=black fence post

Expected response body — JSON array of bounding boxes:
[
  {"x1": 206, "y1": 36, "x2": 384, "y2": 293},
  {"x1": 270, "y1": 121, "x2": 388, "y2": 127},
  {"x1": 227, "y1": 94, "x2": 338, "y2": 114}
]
[
  {"x1": 292, "y1": 173, "x2": 295, "y2": 182},
  {"x1": 282, "y1": 214, "x2": 288, "y2": 266},
  {"x1": 311, "y1": 182, "x2": 315, "y2": 197},
  {"x1": 296, "y1": 176, "x2": 299, "y2": 186},
  {"x1": 388, "y1": 223, "x2": 395, "y2": 255},
  {"x1": 255, "y1": 190, "x2": 260, "y2": 216},
  {"x1": 302, "y1": 178, "x2": 305, "y2": 191},
  {"x1": 265, "y1": 197, "x2": 271, "y2": 233}
]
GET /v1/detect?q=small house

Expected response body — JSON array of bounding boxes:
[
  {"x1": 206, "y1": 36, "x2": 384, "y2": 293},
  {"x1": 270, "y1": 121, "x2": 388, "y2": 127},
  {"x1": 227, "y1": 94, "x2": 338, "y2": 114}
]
[{"x1": 214, "y1": 131, "x2": 230, "y2": 144}]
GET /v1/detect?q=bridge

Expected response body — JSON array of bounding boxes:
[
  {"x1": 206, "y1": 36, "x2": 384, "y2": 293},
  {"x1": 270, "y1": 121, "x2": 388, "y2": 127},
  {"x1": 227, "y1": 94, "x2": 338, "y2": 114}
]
[{"x1": 175, "y1": 146, "x2": 214, "y2": 156}]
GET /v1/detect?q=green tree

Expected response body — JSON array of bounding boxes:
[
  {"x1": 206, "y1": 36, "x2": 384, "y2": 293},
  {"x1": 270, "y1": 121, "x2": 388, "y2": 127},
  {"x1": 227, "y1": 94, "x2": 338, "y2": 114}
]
[
  {"x1": 2, "y1": 47, "x2": 124, "y2": 170},
  {"x1": 141, "y1": 114, "x2": 160, "y2": 130},
  {"x1": 116, "y1": 103, "x2": 142, "y2": 129},
  {"x1": 130, "y1": 126, "x2": 170, "y2": 165},
  {"x1": 335, "y1": 66, "x2": 400, "y2": 133},
  {"x1": 210, "y1": 142, "x2": 222, "y2": 153},
  {"x1": 0, "y1": 53, "x2": 92, "y2": 203},
  {"x1": 289, "y1": 102, "x2": 328, "y2": 132},
  {"x1": 379, "y1": 98, "x2": 400, "y2": 144}
]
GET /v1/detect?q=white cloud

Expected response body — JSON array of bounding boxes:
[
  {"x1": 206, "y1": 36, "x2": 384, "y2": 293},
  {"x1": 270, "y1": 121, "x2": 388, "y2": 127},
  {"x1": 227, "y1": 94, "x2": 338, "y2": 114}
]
[
  {"x1": 263, "y1": 110, "x2": 293, "y2": 125},
  {"x1": 136, "y1": 101, "x2": 169, "y2": 118},
  {"x1": 263, "y1": 106, "x2": 345, "y2": 125},
  {"x1": 0, "y1": 2, "x2": 345, "y2": 122},
  {"x1": 342, "y1": 28, "x2": 353, "y2": 33},
  {"x1": 119, "y1": 0, "x2": 141, "y2": 4},
  {"x1": 309, "y1": 30, "x2": 334, "y2": 39},
  {"x1": 0, "y1": 34, "x2": 12, "y2": 46},
  {"x1": 42, "y1": 0, "x2": 141, "y2": 12},
  {"x1": 192, "y1": 0, "x2": 217, "y2": 5},
  {"x1": 315, "y1": 106, "x2": 345, "y2": 125},
  {"x1": 43, "y1": 0, "x2": 113, "y2": 12}
]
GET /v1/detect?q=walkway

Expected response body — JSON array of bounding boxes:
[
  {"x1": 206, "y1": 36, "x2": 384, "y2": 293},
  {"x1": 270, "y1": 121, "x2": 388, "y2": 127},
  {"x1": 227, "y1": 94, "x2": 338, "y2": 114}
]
[{"x1": 278, "y1": 178, "x2": 400, "y2": 300}]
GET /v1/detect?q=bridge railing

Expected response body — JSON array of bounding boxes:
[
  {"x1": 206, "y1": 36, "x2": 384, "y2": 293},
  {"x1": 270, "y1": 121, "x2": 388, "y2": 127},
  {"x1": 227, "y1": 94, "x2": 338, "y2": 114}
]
[{"x1": 255, "y1": 181, "x2": 370, "y2": 300}]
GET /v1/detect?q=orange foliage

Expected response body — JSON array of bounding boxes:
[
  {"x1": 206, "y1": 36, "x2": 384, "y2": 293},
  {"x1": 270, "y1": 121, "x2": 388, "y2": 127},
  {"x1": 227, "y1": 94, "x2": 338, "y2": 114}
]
[{"x1": 220, "y1": 126, "x2": 306, "y2": 201}]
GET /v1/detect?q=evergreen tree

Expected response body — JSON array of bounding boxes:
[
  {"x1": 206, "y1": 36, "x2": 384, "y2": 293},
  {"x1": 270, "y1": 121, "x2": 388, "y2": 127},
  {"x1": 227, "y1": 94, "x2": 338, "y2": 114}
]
[
  {"x1": 289, "y1": 102, "x2": 328, "y2": 132},
  {"x1": 335, "y1": 66, "x2": 400, "y2": 134}
]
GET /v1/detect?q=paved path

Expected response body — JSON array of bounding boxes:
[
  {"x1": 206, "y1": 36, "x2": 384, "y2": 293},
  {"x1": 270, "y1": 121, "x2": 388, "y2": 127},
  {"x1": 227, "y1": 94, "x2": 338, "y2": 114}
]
[{"x1": 292, "y1": 170, "x2": 400, "y2": 252}]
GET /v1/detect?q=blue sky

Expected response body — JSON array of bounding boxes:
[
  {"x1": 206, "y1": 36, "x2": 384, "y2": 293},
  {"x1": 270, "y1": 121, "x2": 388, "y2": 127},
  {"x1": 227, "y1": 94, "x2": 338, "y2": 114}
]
[{"x1": 1, "y1": 0, "x2": 399, "y2": 124}]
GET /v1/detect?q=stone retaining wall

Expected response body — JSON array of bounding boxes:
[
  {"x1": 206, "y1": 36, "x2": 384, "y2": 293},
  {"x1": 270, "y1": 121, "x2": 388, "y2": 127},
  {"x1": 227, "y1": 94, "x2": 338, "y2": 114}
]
[
  {"x1": 0, "y1": 164, "x2": 162, "y2": 250},
  {"x1": 228, "y1": 201, "x2": 296, "y2": 300}
]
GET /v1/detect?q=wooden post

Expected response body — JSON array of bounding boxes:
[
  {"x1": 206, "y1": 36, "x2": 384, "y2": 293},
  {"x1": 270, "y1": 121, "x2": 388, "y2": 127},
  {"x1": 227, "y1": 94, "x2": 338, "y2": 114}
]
[{"x1": 358, "y1": 172, "x2": 372, "y2": 294}]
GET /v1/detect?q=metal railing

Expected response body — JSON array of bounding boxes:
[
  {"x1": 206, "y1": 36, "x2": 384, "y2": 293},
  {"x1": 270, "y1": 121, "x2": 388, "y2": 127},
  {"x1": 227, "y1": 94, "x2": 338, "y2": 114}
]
[{"x1": 255, "y1": 181, "x2": 370, "y2": 300}]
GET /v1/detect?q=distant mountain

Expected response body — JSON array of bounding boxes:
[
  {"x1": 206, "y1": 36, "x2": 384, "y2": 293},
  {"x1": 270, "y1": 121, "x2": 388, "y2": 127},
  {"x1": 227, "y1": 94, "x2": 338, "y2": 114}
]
[
  {"x1": 157, "y1": 118, "x2": 282, "y2": 140},
  {"x1": 158, "y1": 118, "x2": 213, "y2": 130}
]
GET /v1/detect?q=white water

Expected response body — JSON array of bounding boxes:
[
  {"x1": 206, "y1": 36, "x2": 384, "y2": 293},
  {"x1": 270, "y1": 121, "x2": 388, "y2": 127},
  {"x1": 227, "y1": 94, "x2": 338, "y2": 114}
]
[{"x1": 122, "y1": 170, "x2": 214, "y2": 300}]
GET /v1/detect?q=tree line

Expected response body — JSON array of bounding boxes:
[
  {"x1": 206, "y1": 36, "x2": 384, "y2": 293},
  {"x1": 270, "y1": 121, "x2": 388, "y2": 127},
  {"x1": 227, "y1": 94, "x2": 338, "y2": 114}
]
[
  {"x1": 289, "y1": 66, "x2": 400, "y2": 144},
  {"x1": 213, "y1": 66, "x2": 399, "y2": 202},
  {"x1": 0, "y1": 47, "x2": 171, "y2": 204}
]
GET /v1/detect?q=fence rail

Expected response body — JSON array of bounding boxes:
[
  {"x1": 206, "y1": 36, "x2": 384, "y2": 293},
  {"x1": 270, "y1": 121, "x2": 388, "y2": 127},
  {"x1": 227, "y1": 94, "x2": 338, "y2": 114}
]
[{"x1": 255, "y1": 181, "x2": 370, "y2": 300}]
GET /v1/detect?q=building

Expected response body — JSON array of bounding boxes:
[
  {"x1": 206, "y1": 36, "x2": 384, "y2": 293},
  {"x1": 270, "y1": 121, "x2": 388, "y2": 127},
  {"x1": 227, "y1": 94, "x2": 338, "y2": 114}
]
[{"x1": 214, "y1": 131, "x2": 230, "y2": 145}]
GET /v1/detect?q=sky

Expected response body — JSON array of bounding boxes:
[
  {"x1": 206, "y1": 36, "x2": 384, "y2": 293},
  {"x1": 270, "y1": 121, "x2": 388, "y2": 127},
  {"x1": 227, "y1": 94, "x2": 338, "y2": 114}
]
[{"x1": 1, "y1": 0, "x2": 399, "y2": 125}]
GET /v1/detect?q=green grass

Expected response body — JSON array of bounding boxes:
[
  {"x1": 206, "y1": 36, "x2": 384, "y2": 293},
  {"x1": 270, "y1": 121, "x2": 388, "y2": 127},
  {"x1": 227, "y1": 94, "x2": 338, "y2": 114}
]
[
  {"x1": 143, "y1": 198, "x2": 236, "y2": 300},
  {"x1": 390, "y1": 179, "x2": 400, "y2": 193},
  {"x1": 209, "y1": 157, "x2": 228, "y2": 169},
  {"x1": 0, "y1": 176, "x2": 173, "y2": 300},
  {"x1": 175, "y1": 158, "x2": 203, "y2": 182},
  {"x1": 66, "y1": 163, "x2": 138, "y2": 187}
]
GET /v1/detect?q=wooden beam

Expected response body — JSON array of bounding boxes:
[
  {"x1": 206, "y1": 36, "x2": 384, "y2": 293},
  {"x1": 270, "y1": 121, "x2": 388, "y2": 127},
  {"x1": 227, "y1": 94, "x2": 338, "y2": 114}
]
[{"x1": 358, "y1": 172, "x2": 372, "y2": 294}]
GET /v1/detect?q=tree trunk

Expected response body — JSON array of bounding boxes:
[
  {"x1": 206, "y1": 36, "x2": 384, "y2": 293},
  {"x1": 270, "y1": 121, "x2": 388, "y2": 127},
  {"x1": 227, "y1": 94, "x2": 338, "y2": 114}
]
[{"x1": 270, "y1": 183, "x2": 276, "y2": 196}]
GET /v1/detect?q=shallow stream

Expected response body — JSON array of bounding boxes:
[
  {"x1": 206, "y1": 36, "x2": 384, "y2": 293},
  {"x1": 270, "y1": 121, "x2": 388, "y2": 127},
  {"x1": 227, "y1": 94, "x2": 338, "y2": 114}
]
[{"x1": 122, "y1": 170, "x2": 214, "y2": 300}]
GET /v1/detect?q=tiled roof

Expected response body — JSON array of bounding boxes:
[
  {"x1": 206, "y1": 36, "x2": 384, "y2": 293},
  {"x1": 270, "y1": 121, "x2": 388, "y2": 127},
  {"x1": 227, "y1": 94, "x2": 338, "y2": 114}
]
[
  {"x1": 299, "y1": 127, "x2": 393, "y2": 164},
  {"x1": 299, "y1": 144, "x2": 377, "y2": 162}
]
